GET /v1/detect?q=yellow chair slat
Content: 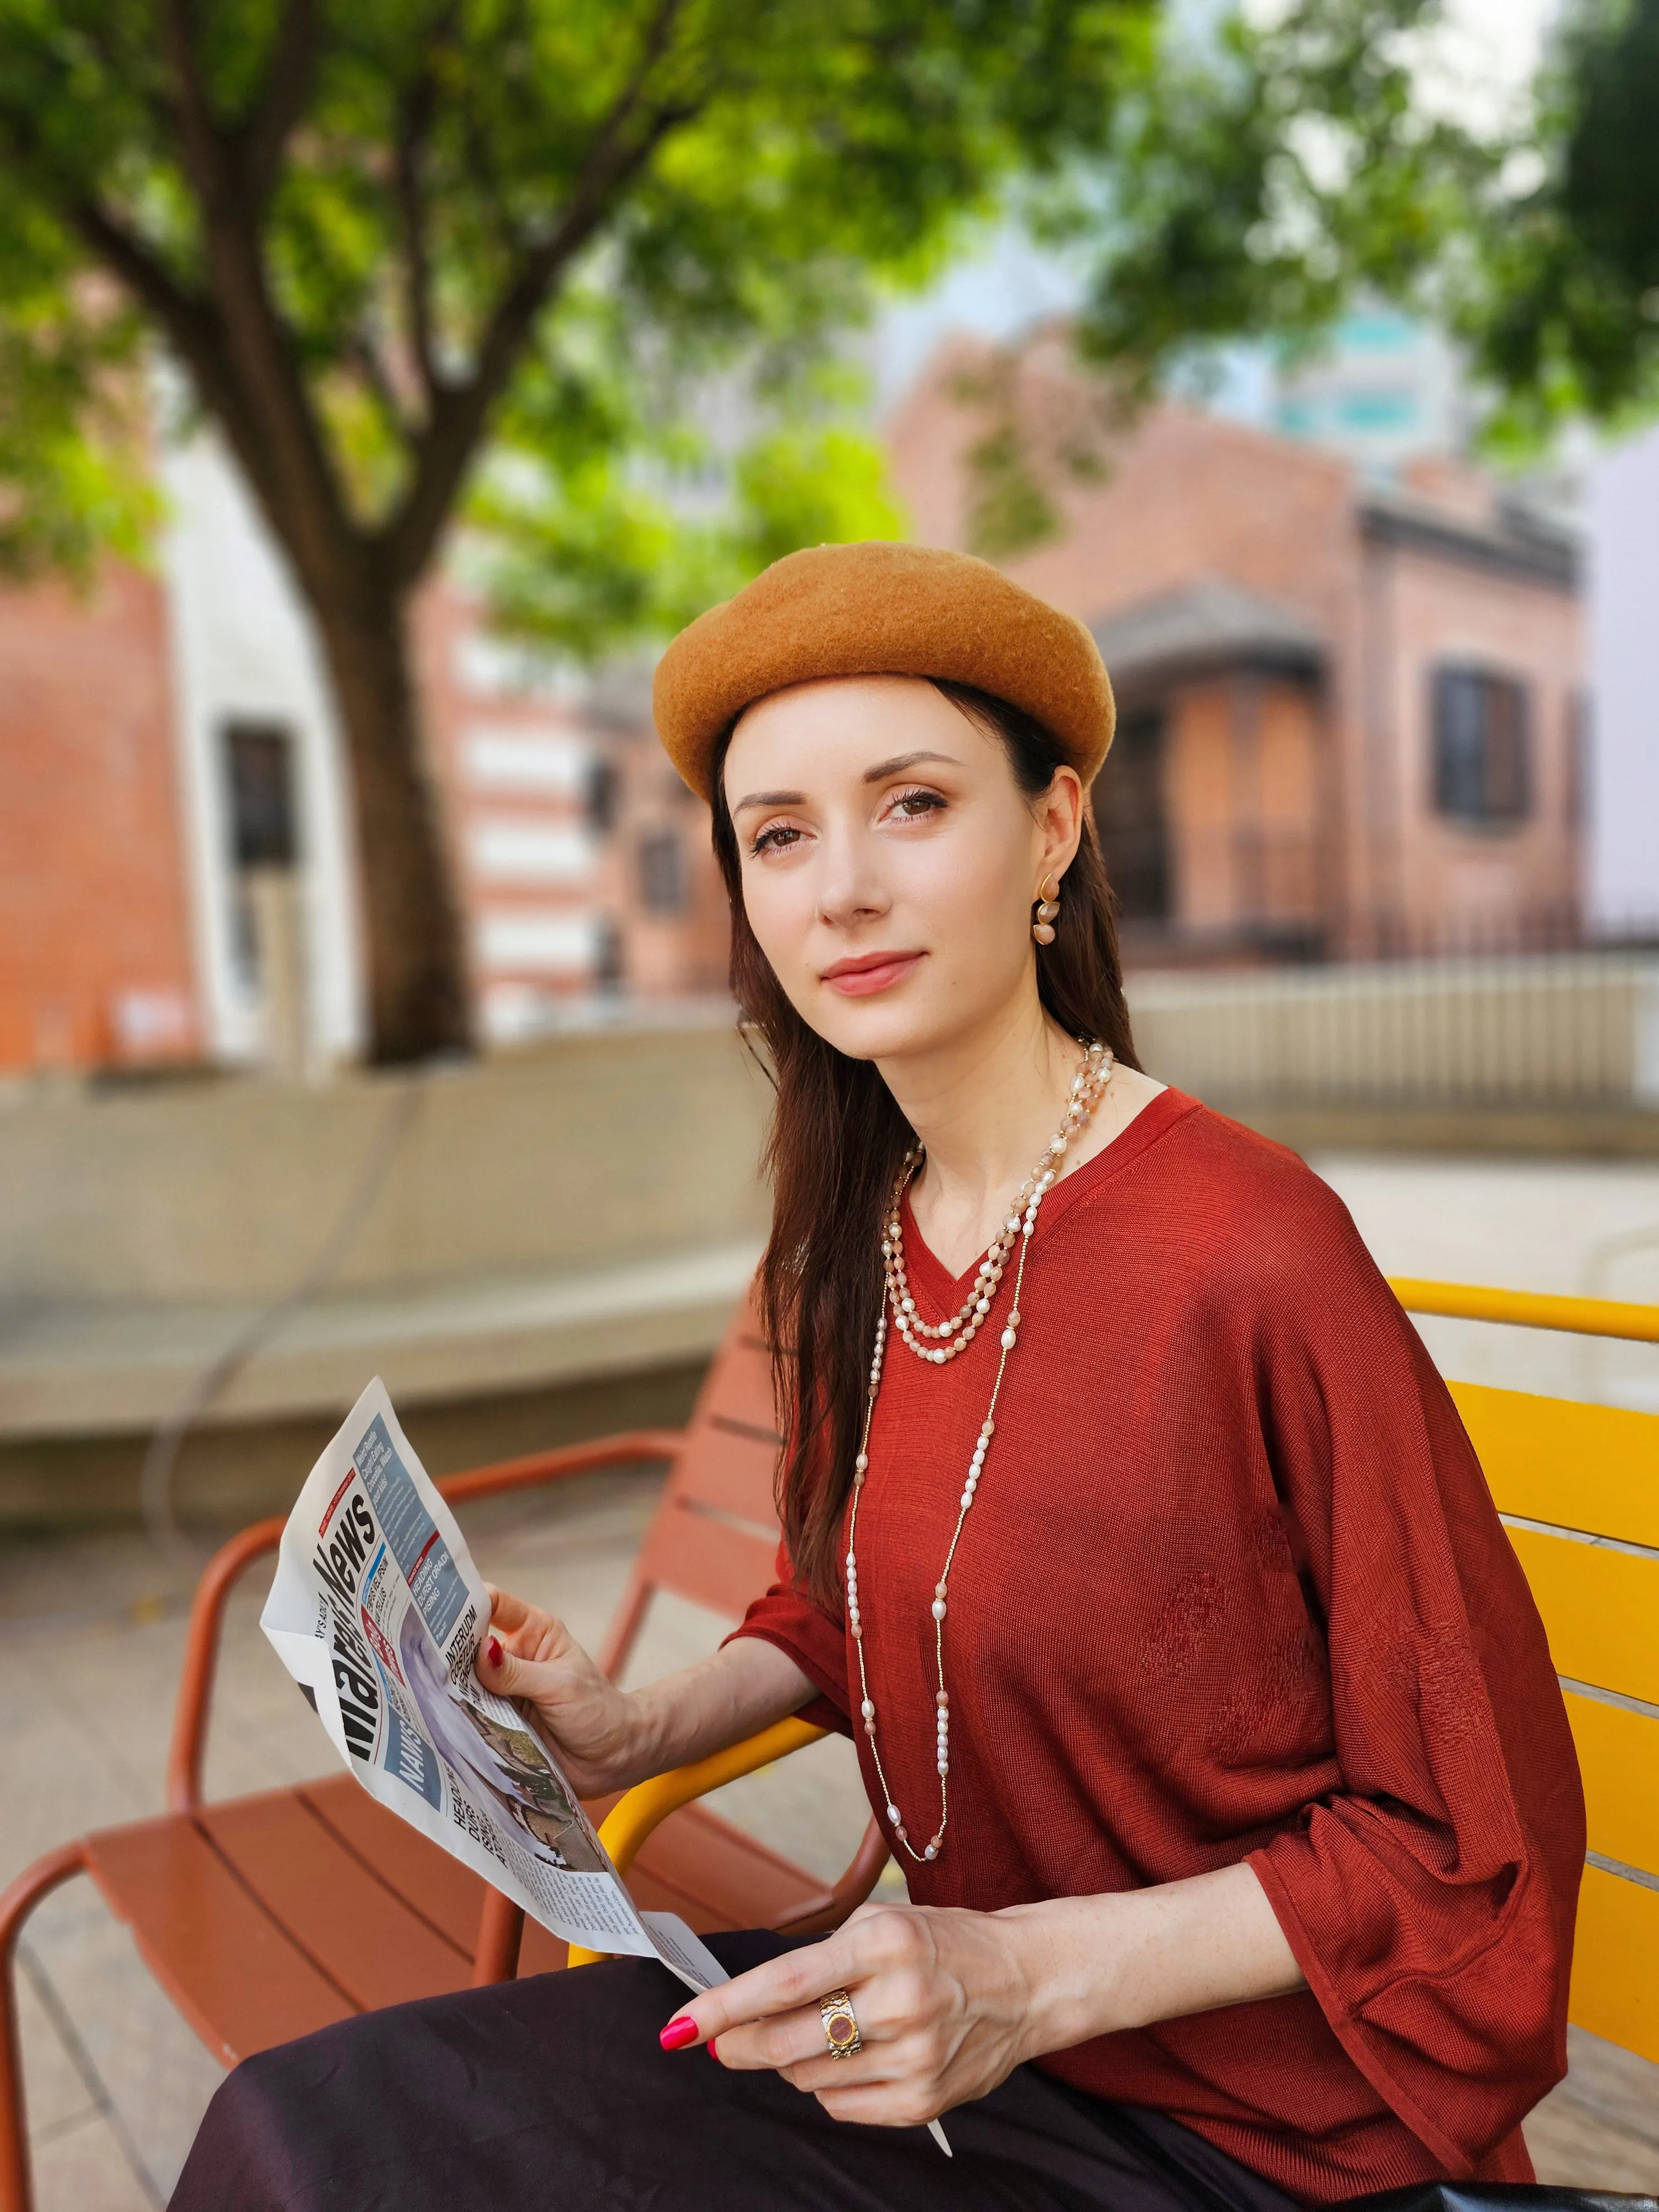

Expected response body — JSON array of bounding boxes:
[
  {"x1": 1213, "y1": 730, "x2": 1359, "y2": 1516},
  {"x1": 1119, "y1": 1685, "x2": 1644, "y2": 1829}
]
[
  {"x1": 1392, "y1": 1279, "x2": 1659, "y2": 1344},
  {"x1": 1563, "y1": 1690, "x2": 1659, "y2": 1880},
  {"x1": 567, "y1": 1716, "x2": 828, "y2": 1969},
  {"x1": 1503, "y1": 1526, "x2": 1659, "y2": 1707},
  {"x1": 1568, "y1": 1861, "x2": 1659, "y2": 2063},
  {"x1": 1449, "y1": 1383, "x2": 1659, "y2": 1550}
]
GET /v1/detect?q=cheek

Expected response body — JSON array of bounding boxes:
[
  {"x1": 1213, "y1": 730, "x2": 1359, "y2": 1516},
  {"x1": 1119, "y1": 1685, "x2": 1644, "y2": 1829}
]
[
  {"x1": 737, "y1": 862, "x2": 814, "y2": 974},
  {"x1": 904, "y1": 830, "x2": 1030, "y2": 966}
]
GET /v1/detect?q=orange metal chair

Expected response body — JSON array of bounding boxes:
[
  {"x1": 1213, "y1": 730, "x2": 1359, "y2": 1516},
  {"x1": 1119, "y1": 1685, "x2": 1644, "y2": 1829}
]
[{"x1": 0, "y1": 1291, "x2": 886, "y2": 2212}]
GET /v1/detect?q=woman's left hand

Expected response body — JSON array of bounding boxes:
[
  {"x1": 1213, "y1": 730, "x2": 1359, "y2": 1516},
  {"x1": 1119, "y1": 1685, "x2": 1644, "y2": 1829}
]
[{"x1": 667, "y1": 1900, "x2": 1044, "y2": 2128}]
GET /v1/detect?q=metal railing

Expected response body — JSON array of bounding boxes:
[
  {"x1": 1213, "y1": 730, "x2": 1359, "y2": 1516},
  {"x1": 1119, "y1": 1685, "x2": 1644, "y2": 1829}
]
[{"x1": 1126, "y1": 951, "x2": 1659, "y2": 1109}]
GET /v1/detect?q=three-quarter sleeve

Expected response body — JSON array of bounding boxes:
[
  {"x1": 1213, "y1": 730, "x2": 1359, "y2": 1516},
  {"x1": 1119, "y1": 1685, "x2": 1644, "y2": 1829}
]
[
  {"x1": 1244, "y1": 1208, "x2": 1584, "y2": 2176},
  {"x1": 724, "y1": 1541, "x2": 853, "y2": 1737}
]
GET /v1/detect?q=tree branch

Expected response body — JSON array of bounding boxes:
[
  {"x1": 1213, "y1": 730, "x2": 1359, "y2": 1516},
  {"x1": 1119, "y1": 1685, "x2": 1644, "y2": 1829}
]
[
  {"x1": 241, "y1": 0, "x2": 322, "y2": 208},
  {"x1": 156, "y1": 0, "x2": 230, "y2": 208},
  {"x1": 67, "y1": 199, "x2": 288, "y2": 517},
  {"x1": 394, "y1": 30, "x2": 450, "y2": 405},
  {"x1": 384, "y1": 0, "x2": 702, "y2": 583}
]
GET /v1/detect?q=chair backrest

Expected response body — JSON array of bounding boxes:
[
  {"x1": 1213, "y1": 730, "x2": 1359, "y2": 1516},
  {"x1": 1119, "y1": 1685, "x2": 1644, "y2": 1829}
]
[
  {"x1": 598, "y1": 1285, "x2": 785, "y2": 1678},
  {"x1": 1447, "y1": 1379, "x2": 1659, "y2": 2065}
]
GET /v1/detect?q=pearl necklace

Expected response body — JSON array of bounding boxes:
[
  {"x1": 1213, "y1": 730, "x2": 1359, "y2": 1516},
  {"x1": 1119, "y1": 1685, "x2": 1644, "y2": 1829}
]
[{"x1": 846, "y1": 1042, "x2": 1114, "y2": 1863}]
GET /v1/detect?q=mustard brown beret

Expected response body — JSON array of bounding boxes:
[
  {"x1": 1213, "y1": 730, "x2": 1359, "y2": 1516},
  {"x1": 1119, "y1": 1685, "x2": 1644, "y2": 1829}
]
[{"x1": 652, "y1": 541, "x2": 1115, "y2": 801}]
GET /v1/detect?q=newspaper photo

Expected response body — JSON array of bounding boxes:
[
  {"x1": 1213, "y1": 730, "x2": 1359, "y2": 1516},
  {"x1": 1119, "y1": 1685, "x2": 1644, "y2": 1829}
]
[{"x1": 261, "y1": 1377, "x2": 730, "y2": 1997}]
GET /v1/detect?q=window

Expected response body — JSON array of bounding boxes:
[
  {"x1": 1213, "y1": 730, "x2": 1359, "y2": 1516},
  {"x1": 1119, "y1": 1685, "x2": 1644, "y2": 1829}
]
[
  {"x1": 638, "y1": 827, "x2": 686, "y2": 914},
  {"x1": 223, "y1": 721, "x2": 299, "y2": 867},
  {"x1": 1432, "y1": 667, "x2": 1531, "y2": 825},
  {"x1": 1093, "y1": 707, "x2": 1171, "y2": 921},
  {"x1": 586, "y1": 755, "x2": 620, "y2": 834}
]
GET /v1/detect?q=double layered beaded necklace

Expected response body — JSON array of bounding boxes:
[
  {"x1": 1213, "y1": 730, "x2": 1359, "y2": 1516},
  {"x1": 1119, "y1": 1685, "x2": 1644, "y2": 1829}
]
[{"x1": 846, "y1": 1040, "x2": 1114, "y2": 1863}]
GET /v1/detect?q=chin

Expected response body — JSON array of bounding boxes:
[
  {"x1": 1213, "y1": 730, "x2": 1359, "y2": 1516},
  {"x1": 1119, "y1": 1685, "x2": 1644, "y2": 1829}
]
[{"x1": 803, "y1": 984, "x2": 962, "y2": 1066}]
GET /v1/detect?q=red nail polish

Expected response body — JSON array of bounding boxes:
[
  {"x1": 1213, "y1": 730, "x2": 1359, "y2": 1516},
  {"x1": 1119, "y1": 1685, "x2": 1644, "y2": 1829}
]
[
  {"x1": 487, "y1": 1636, "x2": 502, "y2": 1668},
  {"x1": 659, "y1": 2017, "x2": 698, "y2": 2051},
  {"x1": 707, "y1": 2037, "x2": 720, "y2": 2063}
]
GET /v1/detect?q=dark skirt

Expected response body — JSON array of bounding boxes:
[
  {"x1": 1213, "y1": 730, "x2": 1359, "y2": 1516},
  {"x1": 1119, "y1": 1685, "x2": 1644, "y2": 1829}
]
[{"x1": 169, "y1": 1932, "x2": 1306, "y2": 2212}]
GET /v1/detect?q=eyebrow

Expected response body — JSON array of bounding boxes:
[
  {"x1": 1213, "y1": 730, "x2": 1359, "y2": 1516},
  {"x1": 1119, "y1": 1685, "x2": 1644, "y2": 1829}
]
[{"x1": 728, "y1": 750, "x2": 963, "y2": 815}]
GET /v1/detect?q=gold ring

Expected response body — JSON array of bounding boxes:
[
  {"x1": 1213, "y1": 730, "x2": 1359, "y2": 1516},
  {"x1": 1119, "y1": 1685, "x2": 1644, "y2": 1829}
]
[{"x1": 820, "y1": 1987, "x2": 862, "y2": 2058}]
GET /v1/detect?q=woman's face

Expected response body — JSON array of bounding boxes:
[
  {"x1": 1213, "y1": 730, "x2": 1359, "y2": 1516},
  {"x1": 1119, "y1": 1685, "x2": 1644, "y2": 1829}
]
[{"x1": 723, "y1": 675, "x2": 1081, "y2": 1064}]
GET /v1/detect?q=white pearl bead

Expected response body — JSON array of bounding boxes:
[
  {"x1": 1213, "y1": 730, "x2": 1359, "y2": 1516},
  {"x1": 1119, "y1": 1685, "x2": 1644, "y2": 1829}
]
[
  {"x1": 855, "y1": 1453, "x2": 868, "y2": 1472},
  {"x1": 932, "y1": 1348, "x2": 947, "y2": 1364},
  {"x1": 860, "y1": 1699, "x2": 875, "y2": 1719},
  {"x1": 924, "y1": 1843, "x2": 938, "y2": 1860},
  {"x1": 886, "y1": 1804, "x2": 900, "y2": 1825},
  {"x1": 1050, "y1": 1134, "x2": 1066, "y2": 1154},
  {"x1": 1001, "y1": 1327, "x2": 1016, "y2": 1349},
  {"x1": 937, "y1": 1759, "x2": 949, "y2": 1776},
  {"x1": 960, "y1": 1489, "x2": 973, "y2": 1510}
]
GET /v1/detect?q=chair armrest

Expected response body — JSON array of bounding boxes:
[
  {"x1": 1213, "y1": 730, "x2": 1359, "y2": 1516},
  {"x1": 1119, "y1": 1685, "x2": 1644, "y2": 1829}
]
[
  {"x1": 1388, "y1": 1277, "x2": 1659, "y2": 1343},
  {"x1": 567, "y1": 1715, "x2": 827, "y2": 1968},
  {"x1": 165, "y1": 1426, "x2": 688, "y2": 1813}
]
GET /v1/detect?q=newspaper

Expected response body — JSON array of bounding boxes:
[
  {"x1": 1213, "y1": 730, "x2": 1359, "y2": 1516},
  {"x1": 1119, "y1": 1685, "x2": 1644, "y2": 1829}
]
[{"x1": 261, "y1": 1377, "x2": 730, "y2": 1997}]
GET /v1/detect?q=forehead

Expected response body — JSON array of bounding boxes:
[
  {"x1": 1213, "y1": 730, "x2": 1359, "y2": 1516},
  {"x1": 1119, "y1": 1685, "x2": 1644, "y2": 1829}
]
[{"x1": 723, "y1": 675, "x2": 993, "y2": 795}]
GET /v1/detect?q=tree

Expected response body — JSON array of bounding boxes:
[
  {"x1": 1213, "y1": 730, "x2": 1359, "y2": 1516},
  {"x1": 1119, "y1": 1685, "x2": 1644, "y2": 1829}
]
[
  {"x1": 1056, "y1": 0, "x2": 1659, "y2": 453},
  {"x1": 0, "y1": 0, "x2": 1154, "y2": 1064}
]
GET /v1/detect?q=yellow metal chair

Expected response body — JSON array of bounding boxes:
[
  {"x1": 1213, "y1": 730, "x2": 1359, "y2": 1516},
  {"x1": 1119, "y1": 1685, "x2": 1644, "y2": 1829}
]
[{"x1": 580, "y1": 1278, "x2": 1659, "y2": 2076}]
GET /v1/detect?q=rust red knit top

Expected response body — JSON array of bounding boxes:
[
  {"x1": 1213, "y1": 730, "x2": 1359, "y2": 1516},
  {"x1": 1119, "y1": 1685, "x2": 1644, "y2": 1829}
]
[{"x1": 729, "y1": 1089, "x2": 1583, "y2": 2204}]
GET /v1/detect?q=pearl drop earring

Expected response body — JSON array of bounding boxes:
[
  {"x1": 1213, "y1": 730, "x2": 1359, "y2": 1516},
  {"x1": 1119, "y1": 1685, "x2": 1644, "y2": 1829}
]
[{"x1": 1032, "y1": 877, "x2": 1060, "y2": 947}]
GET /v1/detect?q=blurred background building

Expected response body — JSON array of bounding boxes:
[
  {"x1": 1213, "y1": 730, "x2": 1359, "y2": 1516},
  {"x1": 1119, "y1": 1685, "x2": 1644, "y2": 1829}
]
[{"x1": 1, "y1": 299, "x2": 1655, "y2": 1083}]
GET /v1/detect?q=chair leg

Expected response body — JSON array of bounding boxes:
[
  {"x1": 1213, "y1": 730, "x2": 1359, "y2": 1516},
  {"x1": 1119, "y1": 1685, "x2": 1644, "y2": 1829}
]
[
  {"x1": 0, "y1": 1843, "x2": 91, "y2": 2212},
  {"x1": 471, "y1": 1888, "x2": 525, "y2": 1986}
]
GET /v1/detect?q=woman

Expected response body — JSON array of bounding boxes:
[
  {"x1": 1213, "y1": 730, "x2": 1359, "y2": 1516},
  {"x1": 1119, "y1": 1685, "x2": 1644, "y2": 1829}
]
[{"x1": 174, "y1": 545, "x2": 1583, "y2": 2212}]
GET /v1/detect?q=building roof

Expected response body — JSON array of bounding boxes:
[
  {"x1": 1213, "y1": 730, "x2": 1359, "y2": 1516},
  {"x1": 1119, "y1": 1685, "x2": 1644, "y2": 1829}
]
[
  {"x1": 1358, "y1": 486, "x2": 1579, "y2": 591},
  {"x1": 1088, "y1": 577, "x2": 1326, "y2": 692}
]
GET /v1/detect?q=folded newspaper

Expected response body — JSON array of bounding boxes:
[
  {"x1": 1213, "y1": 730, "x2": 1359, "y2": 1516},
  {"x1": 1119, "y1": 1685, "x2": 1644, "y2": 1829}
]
[{"x1": 262, "y1": 1378, "x2": 730, "y2": 1996}]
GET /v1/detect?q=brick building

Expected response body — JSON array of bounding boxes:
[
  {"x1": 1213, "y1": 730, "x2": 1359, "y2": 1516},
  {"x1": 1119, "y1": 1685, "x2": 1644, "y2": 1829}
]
[
  {"x1": 0, "y1": 434, "x2": 645, "y2": 1077},
  {"x1": 888, "y1": 340, "x2": 1585, "y2": 961},
  {"x1": 1, "y1": 355, "x2": 1588, "y2": 1078}
]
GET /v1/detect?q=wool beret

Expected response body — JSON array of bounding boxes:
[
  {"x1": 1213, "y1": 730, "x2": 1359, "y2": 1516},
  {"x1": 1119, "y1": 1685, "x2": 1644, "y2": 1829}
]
[{"x1": 652, "y1": 541, "x2": 1115, "y2": 801}]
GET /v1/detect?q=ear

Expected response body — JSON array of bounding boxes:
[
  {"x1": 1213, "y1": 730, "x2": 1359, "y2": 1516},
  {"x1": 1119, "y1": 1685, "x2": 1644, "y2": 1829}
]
[{"x1": 1034, "y1": 765, "x2": 1085, "y2": 894}]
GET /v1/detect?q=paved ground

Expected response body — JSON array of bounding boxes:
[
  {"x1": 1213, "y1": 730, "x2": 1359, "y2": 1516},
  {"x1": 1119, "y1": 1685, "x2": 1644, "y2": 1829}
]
[{"x1": 4, "y1": 1149, "x2": 1659, "y2": 2206}]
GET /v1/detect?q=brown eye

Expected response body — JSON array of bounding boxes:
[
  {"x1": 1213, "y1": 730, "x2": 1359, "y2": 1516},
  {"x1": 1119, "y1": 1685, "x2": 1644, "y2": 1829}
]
[{"x1": 890, "y1": 788, "x2": 945, "y2": 820}]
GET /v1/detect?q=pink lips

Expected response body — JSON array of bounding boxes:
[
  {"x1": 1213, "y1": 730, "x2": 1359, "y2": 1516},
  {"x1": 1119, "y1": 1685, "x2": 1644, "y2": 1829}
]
[{"x1": 820, "y1": 950, "x2": 924, "y2": 998}]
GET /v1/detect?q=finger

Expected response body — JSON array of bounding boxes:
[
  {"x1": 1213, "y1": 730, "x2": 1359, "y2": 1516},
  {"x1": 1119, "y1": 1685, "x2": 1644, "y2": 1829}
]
[
  {"x1": 814, "y1": 2080, "x2": 947, "y2": 2130},
  {"x1": 666, "y1": 1929, "x2": 868, "y2": 2046},
  {"x1": 484, "y1": 1585, "x2": 535, "y2": 1629},
  {"x1": 708, "y1": 2001, "x2": 846, "y2": 2074},
  {"x1": 475, "y1": 1634, "x2": 554, "y2": 1699}
]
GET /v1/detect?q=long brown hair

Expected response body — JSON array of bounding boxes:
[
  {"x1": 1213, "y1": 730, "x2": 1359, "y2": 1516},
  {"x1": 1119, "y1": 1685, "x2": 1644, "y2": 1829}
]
[{"x1": 711, "y1": 679, "x2": 1139, "y2": 1610}]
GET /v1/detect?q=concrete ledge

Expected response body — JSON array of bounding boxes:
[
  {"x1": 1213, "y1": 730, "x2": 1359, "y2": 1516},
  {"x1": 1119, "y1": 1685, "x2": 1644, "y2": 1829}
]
[
  {"x1": 1229, "y1": 1103, "x2": 1659, "y2": 1159},
  {"x1": 0, "y1": 1239, "x2": 763, "y2": 1441}
]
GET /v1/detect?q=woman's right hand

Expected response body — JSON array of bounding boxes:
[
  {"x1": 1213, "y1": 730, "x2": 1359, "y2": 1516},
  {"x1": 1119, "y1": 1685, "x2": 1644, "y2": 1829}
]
[{"x1": 473, "y1": 1585, "x2": 643, "y2": 1798}]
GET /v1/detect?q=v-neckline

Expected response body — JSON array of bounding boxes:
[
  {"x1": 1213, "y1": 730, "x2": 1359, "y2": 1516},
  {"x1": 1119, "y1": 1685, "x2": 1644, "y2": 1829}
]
[{"x1": 897, "y1": 1085, "x2": 1196, "y2": 1301}]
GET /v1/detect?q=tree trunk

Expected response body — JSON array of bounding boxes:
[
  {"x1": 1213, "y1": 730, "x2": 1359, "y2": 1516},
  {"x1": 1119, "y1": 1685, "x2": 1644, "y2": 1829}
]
[{"x1": 315, "y1": 594, "x2": 473, "y2": 1066}]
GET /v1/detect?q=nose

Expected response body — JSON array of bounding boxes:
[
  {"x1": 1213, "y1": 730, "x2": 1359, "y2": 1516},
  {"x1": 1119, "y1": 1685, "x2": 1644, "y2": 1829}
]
[{"x1": 815, "y1": 821, "x2": 891, "y2": 933}]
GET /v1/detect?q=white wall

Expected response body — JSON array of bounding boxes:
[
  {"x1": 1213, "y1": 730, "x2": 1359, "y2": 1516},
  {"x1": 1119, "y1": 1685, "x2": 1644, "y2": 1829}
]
[
  {"x1": 1588, "y1": 424, "x2": 1659, "y2": 931},
  {"x1": 160, "y1": 430, "x2": 365, "y2": 1067}
]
